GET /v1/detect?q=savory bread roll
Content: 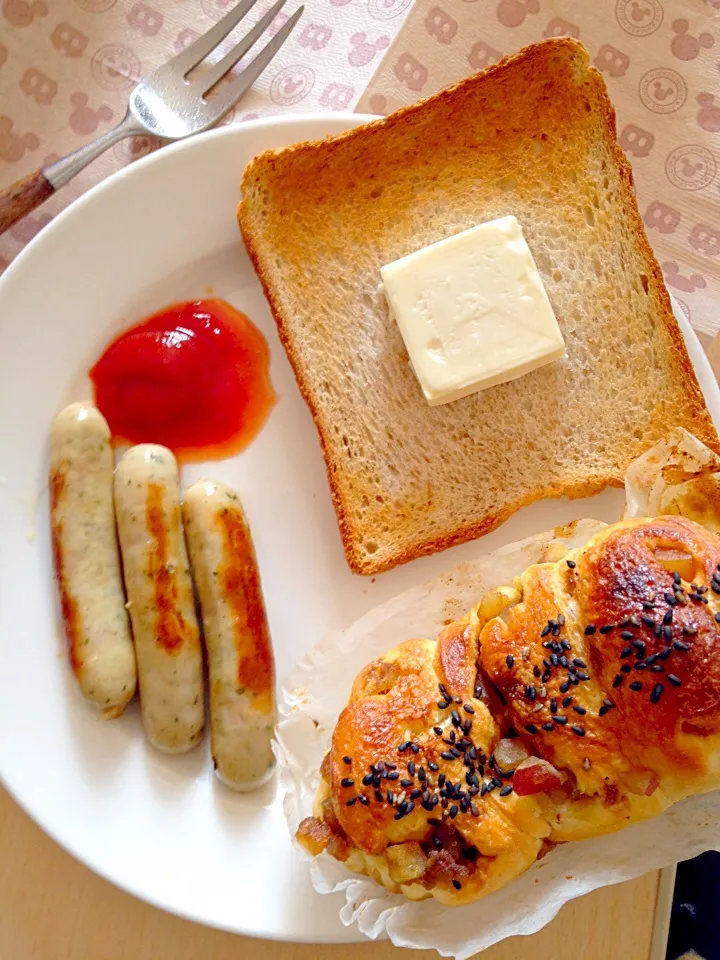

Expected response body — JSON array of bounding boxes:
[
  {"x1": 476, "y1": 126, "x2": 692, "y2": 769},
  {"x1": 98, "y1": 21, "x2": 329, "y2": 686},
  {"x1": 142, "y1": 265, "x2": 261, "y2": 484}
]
[{"x1": 297, "y1": 516, "x2": 720, "y2": 905}]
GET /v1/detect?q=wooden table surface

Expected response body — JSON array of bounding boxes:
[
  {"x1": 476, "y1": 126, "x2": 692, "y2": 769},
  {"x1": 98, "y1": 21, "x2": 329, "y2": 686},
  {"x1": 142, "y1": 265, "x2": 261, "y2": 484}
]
[
  {"x1": 0, "y1": 785, "x2": 660, "y2": 960},
  {"x1": 4, "y1": 340, "x2": 717, "y2": 960}
]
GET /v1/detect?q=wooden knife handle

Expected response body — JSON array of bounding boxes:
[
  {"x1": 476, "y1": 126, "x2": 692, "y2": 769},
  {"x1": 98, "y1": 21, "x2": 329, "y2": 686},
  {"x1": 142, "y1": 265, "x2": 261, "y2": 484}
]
[{"x1": 0, "y1": 170, "x2": 54, "y2": 236}]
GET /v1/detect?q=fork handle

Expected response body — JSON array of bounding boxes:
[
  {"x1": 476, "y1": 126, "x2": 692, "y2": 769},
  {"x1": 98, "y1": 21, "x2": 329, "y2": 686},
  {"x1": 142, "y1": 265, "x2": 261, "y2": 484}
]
[
  {"x1": 0, "y1": 171, "x2": 55, "y2": 235},
  {"x1": 0, "y1": 110, "x2": 145, "y2": 237}
]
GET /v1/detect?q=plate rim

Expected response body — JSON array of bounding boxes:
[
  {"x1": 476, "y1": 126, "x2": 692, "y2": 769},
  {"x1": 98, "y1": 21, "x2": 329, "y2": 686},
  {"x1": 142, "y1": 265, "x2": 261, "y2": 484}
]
[{"x1": 0, "y1": 112, "x2": 716, "y2": 945}]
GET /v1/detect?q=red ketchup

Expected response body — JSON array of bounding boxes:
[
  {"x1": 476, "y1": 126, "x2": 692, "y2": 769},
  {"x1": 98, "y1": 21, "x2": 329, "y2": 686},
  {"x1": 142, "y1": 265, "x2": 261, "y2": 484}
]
[{"x1": 90, "y1": 299, "x2": 275, "y2": 461}]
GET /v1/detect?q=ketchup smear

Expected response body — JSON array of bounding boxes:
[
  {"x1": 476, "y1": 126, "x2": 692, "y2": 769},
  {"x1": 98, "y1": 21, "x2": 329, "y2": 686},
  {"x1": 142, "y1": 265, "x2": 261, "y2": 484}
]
[{"x1": 90, "y1": 299, "x2": 276, "y2": 461}]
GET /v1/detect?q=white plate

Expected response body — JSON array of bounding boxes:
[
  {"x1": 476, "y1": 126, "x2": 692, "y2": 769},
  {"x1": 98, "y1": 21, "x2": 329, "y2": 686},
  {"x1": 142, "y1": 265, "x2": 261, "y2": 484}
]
[{"x1": 0, "y1": 114, "x2": 718, "y2": 943}]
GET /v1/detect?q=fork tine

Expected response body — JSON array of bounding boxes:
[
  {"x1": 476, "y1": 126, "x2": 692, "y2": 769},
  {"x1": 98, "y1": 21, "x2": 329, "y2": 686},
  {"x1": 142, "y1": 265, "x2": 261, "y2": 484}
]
[
  {"x1": 171, "y1": 0, "x2": 261, "y2": 76},
  {"x1": 208, "y1": 6, "x2": 304, "y2": 118},
  {"x1": 198, "y1": 0, "x2": 289, "y2": 97}
]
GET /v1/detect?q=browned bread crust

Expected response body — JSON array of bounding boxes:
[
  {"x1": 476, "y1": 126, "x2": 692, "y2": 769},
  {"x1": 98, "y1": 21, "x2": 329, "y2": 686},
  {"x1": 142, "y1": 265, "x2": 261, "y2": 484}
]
[
  {"x1": 239, "y1": 38, "x2": 718, "y2": 575},
  {"x1": 296, "y1": 516, "x2": 720, "y2": 905}
]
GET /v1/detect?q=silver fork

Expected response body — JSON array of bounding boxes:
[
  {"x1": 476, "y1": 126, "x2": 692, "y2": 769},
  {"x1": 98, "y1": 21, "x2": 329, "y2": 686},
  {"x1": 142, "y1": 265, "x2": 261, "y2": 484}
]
[{"x1": 0, "y1": 0, "x2": 303, "y2": 236}]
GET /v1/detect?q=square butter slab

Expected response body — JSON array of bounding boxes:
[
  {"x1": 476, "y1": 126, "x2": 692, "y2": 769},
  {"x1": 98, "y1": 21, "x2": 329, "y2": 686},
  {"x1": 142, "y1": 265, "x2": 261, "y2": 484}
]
[{"x1": 380, "y1": 215, "x2": 566, "y2": 405}]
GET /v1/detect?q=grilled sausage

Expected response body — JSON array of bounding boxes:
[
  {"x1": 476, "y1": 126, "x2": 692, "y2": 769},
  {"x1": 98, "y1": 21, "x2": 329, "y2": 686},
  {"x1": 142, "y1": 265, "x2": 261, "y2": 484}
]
[
  {"x1": 183, "y1": 479, "x2": 275, "y2": 789},
  {"x1": 49, "y1": 402, "x2": 136, "y2": 717},
  {"x1": 114, "y1": 445, "x2": 204, "y2": 752}
]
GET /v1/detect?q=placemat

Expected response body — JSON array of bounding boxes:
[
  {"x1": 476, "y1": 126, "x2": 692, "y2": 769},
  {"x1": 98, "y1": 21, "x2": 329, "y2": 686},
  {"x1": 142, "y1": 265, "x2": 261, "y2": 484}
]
[{"x1": 0, "y1": 0, "x2": 413, "y2": 271}]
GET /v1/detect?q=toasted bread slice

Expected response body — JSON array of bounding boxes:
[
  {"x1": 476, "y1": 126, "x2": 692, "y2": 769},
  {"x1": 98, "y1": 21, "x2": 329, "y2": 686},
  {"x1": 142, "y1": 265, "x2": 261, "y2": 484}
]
[{"x1": 238, "y1": 38, "x2": 718, "y2": 576}]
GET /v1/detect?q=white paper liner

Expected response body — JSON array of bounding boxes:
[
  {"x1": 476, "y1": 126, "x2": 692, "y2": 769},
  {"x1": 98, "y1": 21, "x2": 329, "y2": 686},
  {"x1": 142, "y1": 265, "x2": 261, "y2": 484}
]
[{"x1": 276, "y1": 433, "x2": 720, "y2": 957}]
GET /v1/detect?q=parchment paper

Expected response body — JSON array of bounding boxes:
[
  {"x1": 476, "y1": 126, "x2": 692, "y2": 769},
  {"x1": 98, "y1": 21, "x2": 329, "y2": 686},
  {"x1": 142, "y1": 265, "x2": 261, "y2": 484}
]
[{"x1": 275, "y1": 432, "x2": 720, "y2": 957}]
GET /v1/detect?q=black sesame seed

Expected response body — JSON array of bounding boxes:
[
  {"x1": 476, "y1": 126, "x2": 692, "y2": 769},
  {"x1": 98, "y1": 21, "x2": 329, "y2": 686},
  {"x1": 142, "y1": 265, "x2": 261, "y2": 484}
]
[
  {"x1": 659, "y1": 647, "x2": 672, "y2": 660},
  {"x1": 345, "y1": 797, "x2": 357, "y2": 806},
  {"x1": 492, "y1": 776, "x2": 503, "y2": 788},
  {"x1": 541, "y1": 625, "x2": 551, "y2": 637},
  {"x1": 542, "y1": 723, "x2": 554, "y2": 732},
  {"x1": 668, "y1": 674, "x2": 682, "y2": 687},
  {"x1": 552, "y1": 715, "x2": 568, "y2": 725},
  {"x1": 674, "y1": 640, "x2": 690, "y2": 651},
  {"x1": 362, "y1": 773, "x2": 374, "y2": 786},
  {"x1": 665, "y1": 593, "x2": 678, "y2": 607},
  {"x1": 697, "y1": 585, "x2": 708, "y2": 595},
  {"x1": 374, "y1": 789, "x2": 384, "y2": 802},
  {"x1": 438, "y1": 773, "x2": 446, "y2": 787},
  {"x1": 576, "y1": 671, "x2": 590, "y2": 681},
  {"x1": 561, "y1": 638, "x2": 572, "y2": 651},
  {"x1": 560, "y1": 680, "x2": 570, "y2": 693},
  {"x1": 621, "y1": 664, "x2": 632, "y2": 673},
  {"x1": 437, "y1": 700, "x2": 450, "y2": 710},
  {"x1": 428, "y1": 761, "x2": 439, "y2": 771},
  {"x1": 650, "y1": 683, "x2": 664, "y2": 704},
  {"x1": 359, "y1": 795, "x2": 370, "y2": 806},
  {"x1": 387, "y1": 791, "x2": 395, "y2": 804},
  {"x1": 449, "y1": 804, "x2": 459, "y2": 818},
  {"x1": 533, "y1": 665, "x2": 542, "y2": 679},
  {"x1": 715, "y1": 613, "x2": 720, "y2": 625},
  {"x1": 641, "y1": 616, "x2": 655, "y2": 628},
  {"x1": 673, "y1": 570, "x2": 682, "y2": 585},
  {"x1": 563, "y1": 696, "x2": 573, "y2": 707},
  {"x1": 400, "y1": 778, "x2": 413, "y2": 787},
  {"x1": 662, "y1": 610, "x2": 673, "y2": 625},
  {"x1": 441, "y1": 752, "x2": 455, "y2": 761},
  {"x1": 433, "y1": 726, "x2": 443, "y2": 736},
  {"x1": 567, "y1": 560, "x2": 576, "y2": 568},
  {"x1": 629, "y1": 681, "x2": 642, "y2": 691},
  {"x1": 409, "y1": 742, "x2": 420, "y2": 753},
  {"x1": 410, "y1": 789, "x2": 421, "y2": 800},
  {"x1": 451, "y1": 710, "x2": 461, "y2": 724},
  {"x1": 526, "y1": 685, "x2": 537, "y2": 701},
  {"x1": 408, "y1": 760, "x2": 416, "y2": 776},
  {"x1": 386, "y1": 770, "x2": 399, "y2": 781},
  {"x1": 573, "y1": 705, "x2": 587, "y2": 715},
  {"x1": 418, "y1": 767, "x2": 426, "y2": 781},
  {"x1": 550, "y1": 653, "x2": 559, "y2": 667},
  {"x1": 651, "y1": 664, "x2": 665, "y2": 673},
  {"x1": 452, "y1": 879, "x2": 462, "y2": 890},
  {"x1": 506, "y1": 654, "x2": 514, "y2": 669},
  {"x1": 464, "y1": 703, "x2": 475, "y2": 714},
  {"x1": 500, "y1": 784, "x2": 513, "y2": 797},
  {"x1": 613, "y1": 674, "x2": 623, "y2": 688},
  {"x1": 571, "y1": 725, "x2": 586, "y2": 737},
  {"x1": 398, "y1": 741, "x2": 410, "y2": 752},
  {"x1": 550, "y1": 698, "x2": 558, "y2": 713},
  {"x1": 585, "y1": 624, "x2": 596, "y2": 635},
  {"x1": 573, "y1": 658, "x2": 587, "y2": 668},
  {"x1": 620, "y1": 631, "x2": 634, "y2": 641},
  {"x1": 342, "y1": 756, "x2": 352, "y2": 765},
  {"x1": 341, "y1": 778, "x2": 354, "y2": 788},
  {"x1": 525, "y1": 724, "x2": 538, "y2": 734}
]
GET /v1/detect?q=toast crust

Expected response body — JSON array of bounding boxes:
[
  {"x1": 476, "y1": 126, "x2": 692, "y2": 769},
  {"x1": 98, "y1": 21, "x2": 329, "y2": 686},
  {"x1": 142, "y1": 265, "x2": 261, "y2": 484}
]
[{"x1": 238, "y1": 38, "x2": 718, "y2": 576}]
